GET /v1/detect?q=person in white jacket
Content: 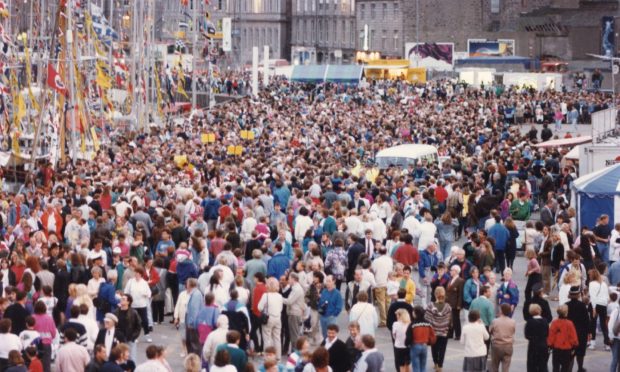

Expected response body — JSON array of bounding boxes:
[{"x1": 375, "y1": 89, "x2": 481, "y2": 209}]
[
  {"x1": 124, "y1": 268, "x2": 152, "y2": 342},
  {"x1": 240, "y1": 210, "x2": 257, "y2": 242},
  {"x1": 283, "y1": 273, "x2": 306, "y2": 348},
  {"x1": 294, "y1": 207, "x2": 314, "y2": 243},
  {"x1": 348, "y1": 292, "x2": 378, "y2": 337},
  {"x1": 174, "y1": 288, "x2": 190, "y2": 357},
  {"x1": 610, "y1": 223, "x2": 620, "y2": 264},
  {"x1": 202, "y1": 315, "x2": 229, "y2": 365}
]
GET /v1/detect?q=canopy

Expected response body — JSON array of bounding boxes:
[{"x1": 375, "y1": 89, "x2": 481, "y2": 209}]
[
  {"x1": 291, "y1": 65, "x2": 327, "y2": 83},
  {"x1": 571, "y1": 163, "x2": 620, "y2": 230},
  {"x1": 534, "y1": 135, "x2": 592, "y2": 148},
  {"x1": 325, "y1": 65, "x2": 363, "y2": 84},
  {"x1": 564, "y1": 145, "x2": 580, "y2": 160}
]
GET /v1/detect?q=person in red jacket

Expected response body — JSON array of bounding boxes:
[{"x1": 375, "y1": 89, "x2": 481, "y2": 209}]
[
  {"x1": 547, "y1": 304, "x2": 578, "y2": 372},
  {"x1": 406, "y1": 306, "x2": 437, "y2": 371},
  {"x1": 393, "y1": 234, "x2": 419, "y2": 267}
]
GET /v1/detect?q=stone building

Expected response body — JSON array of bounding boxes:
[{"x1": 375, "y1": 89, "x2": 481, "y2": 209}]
[
  {"x1": 290, "y1": 0, "x2": 357, "y2": 64},
  {"x1": 355, "y1": 0, "x2": 404, "y2": 59}
]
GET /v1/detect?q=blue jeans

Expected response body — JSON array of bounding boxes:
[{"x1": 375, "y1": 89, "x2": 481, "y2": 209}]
[
  {"x1": 611, "y1": 339, "x2": 620, "y2": 372},
  {"x1": 597, "y1": 242, "x2": 609, "y2": 265},
  {"x1": 410, "y1": 343, "x2": 427, "y2": 372},
  {"x1": 319, "y1": 315, "x2": 337, "y2": 338},
  {"x1": 439, "y1": 240, "x2": 452, "y2": 263}
]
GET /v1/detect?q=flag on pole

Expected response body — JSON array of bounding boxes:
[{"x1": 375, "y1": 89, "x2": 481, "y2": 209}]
[
  {"x1": 47, "y1": 64, "x2": 68, "y2": 96},
  {"x1": 95, "y1": 61, "x2": 112, "y2": 89},
  {"x1": 176, "y1": 58, "x2": 189, "y2": 100}
]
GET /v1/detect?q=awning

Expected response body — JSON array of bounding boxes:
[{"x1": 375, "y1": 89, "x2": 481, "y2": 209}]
[
  {"x1": 325, "y1": 65, "x2": 363, "y2": 83},
  {"x1": 534, "y1": 135, "x2": 592, "y2": 148},
  {"x1": 564, "y1": 145, "x2": 580, "y2": 160},
  {"x1": 364, "y1": 64, "x2": 409, "y2": 69},
  {"x1": 291, "y1": 65, "x2": 328, "y2": 83}
]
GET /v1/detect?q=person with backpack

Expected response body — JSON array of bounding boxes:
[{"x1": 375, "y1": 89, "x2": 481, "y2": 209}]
[
  {"x1": 195, "y1": 293, "x2": 220, "y2": 346},
  {"x1": 95, "y1": 271, "x2": 120, "y2": 322}
]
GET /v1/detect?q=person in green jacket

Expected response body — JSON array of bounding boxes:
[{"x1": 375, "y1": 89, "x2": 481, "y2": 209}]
[
  {"x1": 509, "y1": 192, "x2": 531, "y2": 221},
  {"x1": 469, "y1": 285, "x2": 495, "y2": 328},
  {"x1": 216, "y1": 330, "x2": 248, "y2": 372}
]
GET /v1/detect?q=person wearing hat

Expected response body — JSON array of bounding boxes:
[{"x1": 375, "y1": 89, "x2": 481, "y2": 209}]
[
  {"x1": 566, "y1": 285, "x2": 590, "y2": 372},
  {"x1": 95, "y1": 313, "x2": 126, "y2": 359},
  {"x1": 521, "y1": 282, "x2": 552, "y2": 323}
]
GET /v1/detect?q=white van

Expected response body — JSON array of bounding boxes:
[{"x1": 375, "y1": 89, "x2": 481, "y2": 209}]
[{"x1": 375, "y1": 144, "x2": 439, "y2": 169}]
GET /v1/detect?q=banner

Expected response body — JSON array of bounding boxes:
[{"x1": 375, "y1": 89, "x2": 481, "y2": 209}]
[
  {"x1": 602, "y1": 16, "x2": 615, "y2": 57},
  {"x1": 47, "y1": 64, "x2": 68, "y2": 96},
  {"x1": 468, "y1": 39, "x2": 515, "y2": 57},
  {"x1": 222, "y1": 17, "x2": 232, "y2": 52},
  {"x1": 405, "y1": 43, "x2": 454, "y2": 71}
]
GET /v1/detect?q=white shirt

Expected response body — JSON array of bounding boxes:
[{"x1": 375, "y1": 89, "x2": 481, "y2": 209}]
[
  {"x1": 104, "y1": 328, "x2": 115, "y2": 358},
  {"x1": 124, "y1": 278, "x2": 152, "y2": 308},
  {"x1": 210, "y1": 366, "x2": 237, "y2": 372},
  {"x1": 402, "y1": 216, "x2": 420, "y2": 237},
  {"x1": 76, "y1": 314, "x2": 99, "y2": 352},
  {"x1": 349, "y1": 302, "x2": 378, "y2": 336},
  {"x1": 345, "y1": 215, "x2": 365, "y2": 238},
  {"x1": 294, "y1": 215, "x2": 314, "y2": 242},
  {"x1": 257, "y1": 292, "x2": 284, "y2": 318},
  {"x1": 611, "y1": 229, "x2": 620, "y2": 262},
  {"x1": 589, "y1": 281, "x2": 609, "y2": 307},
  {"x1": 174, "y1": 290, "x2": 190, "y2": 325},
  {"x1": 392, "y1": 321, "x2": 409, "y2": 348},
  {"x1": 135, "y1": 359, "x2": 171, "y2": 372},
  {"x1": 371, "y1": 255, "x2": 393, "y2": 288},
  {"x1": 609, "y1": 307, "x2": 620, "y2": 340},
  {"x1": 19, "y1": 330, "x2": 40, "y2": 350},
  {"x1": 0, "y1": 333, "x2": 21, "y2": 357},
  {"x1": 460, "y1": 321, "x2": 489, "y2": 357},
  {"x1": 416, "y1": 221, "x2": 437, "y2": 251}
]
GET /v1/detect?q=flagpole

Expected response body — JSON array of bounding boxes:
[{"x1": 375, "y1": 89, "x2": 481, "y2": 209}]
[
  {"x1": 191, "y1": 0, "x2": 198, "y2": 109},
  {"x1": 67, "y1": 3, "x2": 78, "y2": 164}
]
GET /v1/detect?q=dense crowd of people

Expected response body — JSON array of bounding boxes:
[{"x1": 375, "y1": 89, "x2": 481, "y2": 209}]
[{"x1": 0, "y1": 77, "x2": 617, "y2": 372}]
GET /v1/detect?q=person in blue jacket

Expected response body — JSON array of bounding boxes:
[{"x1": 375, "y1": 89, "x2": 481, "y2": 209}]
[
  {"x1": 273, "y1": 181, "x2": 291, "y2": 212},
  {"x1": 96, "y1": 271, "x2": 121, "y2": 322},
  {"x1": 267, "y1": 243, "x2": 290, "y2": 279},
  {"x1": 497, "y1": 267, "x2": 519, "y2": 317},
  {"x1": 419, "y1": 243, "x2": 441, "y2": 306},
  {"x1": 176, "y1": 247, "x2": 199, "y2": 292},
  {"x1": 488, "y1": 216, "x2": 510, "y2": 273},
  {"x1": 318, "y1": 275, "x2": 343, "y2": 338},
  {"x1": 463, "y1": 266, "x2": 482, "y2": 310}
]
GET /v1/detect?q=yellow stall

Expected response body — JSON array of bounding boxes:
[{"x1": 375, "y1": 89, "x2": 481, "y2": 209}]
[{"x1": 363, "y1": 59, "x2": 426, "y2": 83}]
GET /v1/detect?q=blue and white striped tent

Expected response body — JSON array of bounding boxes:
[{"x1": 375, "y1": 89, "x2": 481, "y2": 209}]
[{"x1": 571, "y1": 163, "x2": 620, "y2": 230}]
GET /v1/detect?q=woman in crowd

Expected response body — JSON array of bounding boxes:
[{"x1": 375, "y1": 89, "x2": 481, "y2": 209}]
[
  {"x1": 588, "y1": 268, "x2": 610, "y2": 350},
  {"x1": 406, "y1": 306, "x2": 436, "y2": 372},
  {"x1": 435, "y1": 212, "x2": 459, "y2": 262},
  {"x1": 524, "y1": 248, "x2": 542, "y2": 302},
  {"x1": 524, "y1": 303, "x2": 549, "y2": 372},
  {"x1": 460, "y1": 310, "x2": 489, "y2": 372},
  {"x1": 425, "y1": 287, "x2": 451, "y2": 372},
  {"x1": 258, "y1": 277, "x2": 284, "y2": 360},
  {"x1": 547, "y1": 305, "x2": 578, "y2": 372},
  {"x1": 392, "y1": 308, "x2": 411, "y2": 372},
  {"x1": 504, "y1": 218, "x2": 519, "y2": 270}
]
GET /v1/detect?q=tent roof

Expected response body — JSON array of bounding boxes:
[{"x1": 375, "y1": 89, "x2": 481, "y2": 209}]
[
  {"x1": 291, "y1": 65, "x2": 327, "y2": 83},
  {"x1": 534, "y1": 135, "x2": 592, "y2": 148},
  {"x1": 572, "y1": 163, "x2": 620, "y2": 195},
  {"x1": 325, "y1": 65, "x2": 363, "y2": 83}
]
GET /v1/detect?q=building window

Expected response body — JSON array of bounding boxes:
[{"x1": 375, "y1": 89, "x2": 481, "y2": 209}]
[
  {"x1": 382, "y1": 3, "x2": 387, "y2": 19},
  {"x1": 491, "y1": 0, "x2": 500, "y2": 13},
  {"x1": 394, "y1": 2, "x2": 399, "y2": 16},
  {"x1": 334, "y1": 20, "x2": 338, "y2": 45},
  {"x1": 381, "y1": 29, "x2": 387, "y2": 50},
  {"x1": 360, "y1": 4, "x2": 365, "y2": 19},
  {"x1": 342, "y1": 20, "x2": 346, "y2": 43},
  {"x1": 370, "y1": 29, "x2": 375, "y2": 50},
  {"x1": 351, "y1": 0, "x2": 355, "y2": 13},
  {"x1": 312, "y1": 0, "x2": 316, "y2": 11},
  {"x1": 304, "y1": 0, "x2": 308, "y2": 11},
  {"x1": 370, "y1": 3, "x2": 375, "y2": 18},
  {"x1": 341, "y1": 0, "x2": 347, "y2": 13},
  {"x1": 393, "y1": 30, "x2": 399, "y2": 50}
]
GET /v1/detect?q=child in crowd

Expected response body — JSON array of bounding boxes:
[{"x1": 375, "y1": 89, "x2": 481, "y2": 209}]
[{"x1": 387, "y1": 272, "x2": 400, "y2": 303}]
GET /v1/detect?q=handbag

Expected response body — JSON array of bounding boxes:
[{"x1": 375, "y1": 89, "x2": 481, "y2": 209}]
[{"x1": 260, "y1": 293, "x2": 269, "y2": 325}]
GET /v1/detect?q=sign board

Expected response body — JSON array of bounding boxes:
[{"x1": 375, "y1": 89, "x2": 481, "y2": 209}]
[
  {"x1": 405, "y1": 42, "x2": 454, "y2": 71},
  {"x1": 222, "y1": 17, "x2": 232, "y2": 52},
  {"x1": 467, "y1": 39, "x2": 515, "y2": 57}
]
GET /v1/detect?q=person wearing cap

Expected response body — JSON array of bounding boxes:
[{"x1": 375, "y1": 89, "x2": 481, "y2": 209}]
[
  {"x1": 566, "y1": 285, "x2": 590, "y2": 372},
  {"x1": 522, "y1": 282, "x2": 552, "y2": 323},
  {"x1": 95, "y1": 313, "x2": 126, "y2": 359}
]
